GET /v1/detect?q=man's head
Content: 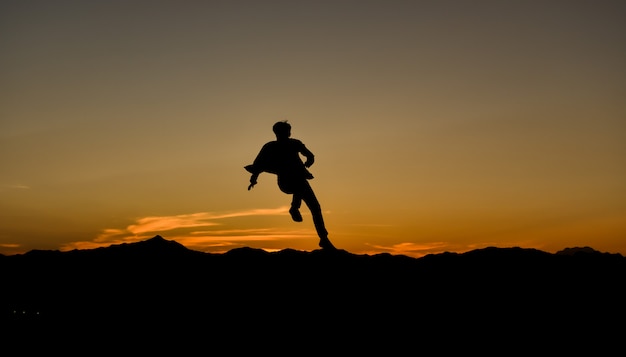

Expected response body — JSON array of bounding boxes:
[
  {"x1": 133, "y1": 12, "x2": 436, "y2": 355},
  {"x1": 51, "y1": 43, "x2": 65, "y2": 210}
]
[{"x1": 272, "y1": 121, "x2": 291, "y2": 140}]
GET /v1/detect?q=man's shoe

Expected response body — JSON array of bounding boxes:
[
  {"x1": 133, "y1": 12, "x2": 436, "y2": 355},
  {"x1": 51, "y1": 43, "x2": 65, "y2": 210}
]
[
  {"x1": 319, "y1": 237, "x2": 337, "y2": 250},
  {"x1": 289, "y1": 208, "x2": 303, "y2": 222}
]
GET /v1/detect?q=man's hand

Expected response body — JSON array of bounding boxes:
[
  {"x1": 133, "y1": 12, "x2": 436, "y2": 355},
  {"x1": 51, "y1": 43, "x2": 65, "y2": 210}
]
[{"x1": 248, "y1": 175, "x2": 258, "y2": 190}]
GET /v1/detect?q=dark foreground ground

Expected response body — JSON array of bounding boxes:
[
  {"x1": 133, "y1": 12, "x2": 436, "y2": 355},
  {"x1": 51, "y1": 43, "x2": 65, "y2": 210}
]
[{"x1": 2, "y1": 236, "x2": 625, "y2": 353}]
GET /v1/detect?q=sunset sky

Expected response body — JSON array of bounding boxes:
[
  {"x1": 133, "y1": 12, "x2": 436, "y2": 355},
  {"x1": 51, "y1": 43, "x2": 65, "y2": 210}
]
[{"x1": 1, "y1": 0, "x2": 625, "y2": 257}]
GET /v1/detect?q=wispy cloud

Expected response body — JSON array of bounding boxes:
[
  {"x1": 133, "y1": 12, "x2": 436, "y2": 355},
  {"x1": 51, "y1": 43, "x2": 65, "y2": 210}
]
[
  {"x1": 60, "y1": 206, "x2": 308, "y2": 252},
  {"x1": 169, "y1": 228, "x2": 314, "y2": 253},
  {"x1": 126, "y1": 207, "x2": 288, "y2": 235},
  {"x1": 364, "y1": 240, "x2": 546, "y2": 258},
  {"x1": 1, "y1": 183, "x2": 30, "y2": 190},
  {"x1": 363, "y1": 241, "x2": 451, "y2": 257},
  {"x1": 127, "y1": 213, "x2": 220, "y2": 235},
  {"x1": 0, "y1": 242, "x2": 24, "y2": 256},
  {"x1": 0, "y1": 243, "x2": 21, "y2": 248}
]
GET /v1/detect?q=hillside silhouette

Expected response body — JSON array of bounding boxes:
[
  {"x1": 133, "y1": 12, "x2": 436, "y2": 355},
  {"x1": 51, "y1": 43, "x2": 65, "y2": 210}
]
[{"x1": 2, "y1": 235, "x2": 624, "y2": 351}]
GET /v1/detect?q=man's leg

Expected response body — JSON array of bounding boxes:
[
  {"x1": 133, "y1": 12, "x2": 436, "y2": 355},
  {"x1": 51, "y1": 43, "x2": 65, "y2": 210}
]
[{"x1": 299, "y1": 181, "x2": 335, "y2": 249}]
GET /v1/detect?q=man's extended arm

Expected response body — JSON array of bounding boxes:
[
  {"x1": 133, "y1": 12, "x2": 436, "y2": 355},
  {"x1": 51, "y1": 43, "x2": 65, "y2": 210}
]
[{"x1": 245, "y1": 143, "x2": 271, "y2": 190}]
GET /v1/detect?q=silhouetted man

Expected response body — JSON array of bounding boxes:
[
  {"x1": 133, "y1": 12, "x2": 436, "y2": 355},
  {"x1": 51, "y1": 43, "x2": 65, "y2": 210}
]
[{"x1": 245, "y1": 121, "x2": 336, "y2": 250}]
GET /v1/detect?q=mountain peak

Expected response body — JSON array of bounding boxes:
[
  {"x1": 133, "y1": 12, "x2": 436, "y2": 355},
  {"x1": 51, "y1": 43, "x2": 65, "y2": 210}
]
[
  {"x1": 149, "y1": 234, "x2": 166, "y2": 242},
  {"x1": 118, "y1": 234, "x2": 191, "y2": 254},
  {"x1": 555, "y1": 246, "x2": 623, "y2": 258}
]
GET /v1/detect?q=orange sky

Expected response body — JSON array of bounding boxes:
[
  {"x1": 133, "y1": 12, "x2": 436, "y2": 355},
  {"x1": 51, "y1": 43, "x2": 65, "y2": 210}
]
[{"x1": 1, "y1": 0, "x2": 625, "y2": 257}]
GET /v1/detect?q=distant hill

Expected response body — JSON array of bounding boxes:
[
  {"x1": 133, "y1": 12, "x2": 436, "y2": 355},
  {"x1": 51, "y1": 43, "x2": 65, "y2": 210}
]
[{"x1": 2, "y1": 235, "x2": 624, "y2": 351}]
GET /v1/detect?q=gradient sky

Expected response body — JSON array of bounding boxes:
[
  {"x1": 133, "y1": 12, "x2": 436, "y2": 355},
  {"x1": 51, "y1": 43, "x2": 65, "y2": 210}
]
[{"x1": 1, "y1": 0, "x2": 625, "y2": 257}]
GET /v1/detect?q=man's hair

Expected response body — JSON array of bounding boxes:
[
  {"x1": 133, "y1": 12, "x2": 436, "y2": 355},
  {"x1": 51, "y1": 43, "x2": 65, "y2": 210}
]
[{"x1": 272, "y1": 121, "x2": 291, "y2": 138}]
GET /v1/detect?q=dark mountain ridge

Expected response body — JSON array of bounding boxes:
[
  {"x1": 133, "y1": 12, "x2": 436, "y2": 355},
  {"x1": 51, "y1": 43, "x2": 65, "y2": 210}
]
[
  {"x1": 4, "y1": 234, "x2": 623, "y2": 260},
  {"x1": 3, "y1": 235, "x2": 625, "y2": 351}
]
